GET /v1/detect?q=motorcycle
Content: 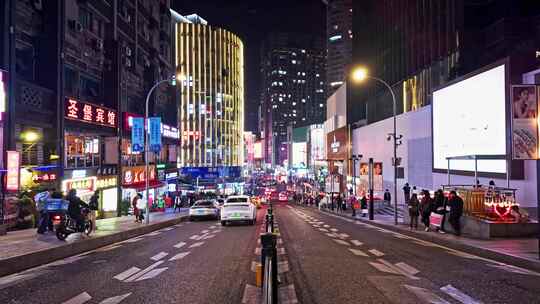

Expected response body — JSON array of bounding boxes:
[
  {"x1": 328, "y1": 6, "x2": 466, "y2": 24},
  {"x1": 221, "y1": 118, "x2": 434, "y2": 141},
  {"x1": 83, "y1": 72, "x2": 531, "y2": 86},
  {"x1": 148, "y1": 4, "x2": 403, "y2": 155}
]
[{"x1": 55, "y1": 208, "x2": 93, "y2": 241}]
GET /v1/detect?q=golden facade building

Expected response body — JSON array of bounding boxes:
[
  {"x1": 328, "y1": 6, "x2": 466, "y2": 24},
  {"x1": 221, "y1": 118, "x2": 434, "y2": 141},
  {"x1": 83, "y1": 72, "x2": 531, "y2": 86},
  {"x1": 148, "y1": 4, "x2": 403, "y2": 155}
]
[{"x1": 174, "y1": 19, "x2": 244, "y2": 168}]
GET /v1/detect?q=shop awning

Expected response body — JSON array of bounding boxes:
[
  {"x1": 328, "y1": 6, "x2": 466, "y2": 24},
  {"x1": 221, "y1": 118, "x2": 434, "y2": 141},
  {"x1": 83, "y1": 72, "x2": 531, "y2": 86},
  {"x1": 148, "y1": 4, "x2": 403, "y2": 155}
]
[{"x1": 123, "y1": 180, "x2": 165, "y2": 191}]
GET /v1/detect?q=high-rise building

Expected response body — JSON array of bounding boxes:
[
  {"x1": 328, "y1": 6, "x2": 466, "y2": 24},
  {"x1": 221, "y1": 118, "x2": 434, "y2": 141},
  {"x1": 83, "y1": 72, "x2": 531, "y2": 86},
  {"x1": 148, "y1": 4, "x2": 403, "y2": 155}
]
[
  {"x1": 325, "y1": 0, "x2": 353, "y2": 97},
  {"x1": 260, "y1": 33, "x2": 325, "y2": 165},
  {"x1": 173, "y1": 15, "x2": 245, "y2": 168}
]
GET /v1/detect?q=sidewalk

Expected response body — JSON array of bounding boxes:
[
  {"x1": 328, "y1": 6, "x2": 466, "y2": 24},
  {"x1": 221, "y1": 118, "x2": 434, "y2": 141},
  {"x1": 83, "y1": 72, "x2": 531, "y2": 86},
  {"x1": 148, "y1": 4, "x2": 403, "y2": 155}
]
[
  {"x1": 0, "y1": 210, "x2": 188, "y2": 277},
  {"x1": 299, "y1": 203, "x2": 540, "y2": 271}
]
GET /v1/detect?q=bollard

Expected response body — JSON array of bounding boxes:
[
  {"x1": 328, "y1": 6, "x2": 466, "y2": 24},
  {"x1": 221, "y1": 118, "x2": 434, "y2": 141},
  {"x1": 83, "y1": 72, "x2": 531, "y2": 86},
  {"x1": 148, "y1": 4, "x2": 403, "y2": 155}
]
[{"x1": 255, "y1": 263, "x2": 263, "y2": 287}]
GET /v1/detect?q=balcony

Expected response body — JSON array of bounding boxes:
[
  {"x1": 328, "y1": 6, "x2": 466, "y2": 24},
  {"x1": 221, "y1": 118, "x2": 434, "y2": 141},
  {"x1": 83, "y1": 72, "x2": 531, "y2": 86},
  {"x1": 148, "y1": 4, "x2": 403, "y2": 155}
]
[{"x1": 15, "y1": 80, "x2": 56, "y2": 127}]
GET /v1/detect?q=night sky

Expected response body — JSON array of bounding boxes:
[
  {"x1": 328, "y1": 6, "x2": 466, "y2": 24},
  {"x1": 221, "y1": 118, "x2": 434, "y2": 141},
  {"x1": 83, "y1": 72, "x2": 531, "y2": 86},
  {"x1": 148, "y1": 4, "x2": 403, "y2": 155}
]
[{"x1": 172, "y1": 0, "x2": 326, "y2": 132}]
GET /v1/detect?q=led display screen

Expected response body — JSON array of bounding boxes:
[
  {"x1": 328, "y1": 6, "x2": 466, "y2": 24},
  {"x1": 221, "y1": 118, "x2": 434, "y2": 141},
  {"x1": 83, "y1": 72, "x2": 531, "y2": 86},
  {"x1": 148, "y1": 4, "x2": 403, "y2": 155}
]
[{"x1": 433, "y1": 64, "x2": 507, "y2": 173}]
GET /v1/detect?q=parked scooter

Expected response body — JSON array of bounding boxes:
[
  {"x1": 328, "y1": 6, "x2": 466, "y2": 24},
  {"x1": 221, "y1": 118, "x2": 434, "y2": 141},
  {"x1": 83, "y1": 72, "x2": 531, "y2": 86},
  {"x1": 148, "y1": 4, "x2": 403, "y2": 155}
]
[{"x1": 55, "y1": 208, "x2": 93, "y2": 241}]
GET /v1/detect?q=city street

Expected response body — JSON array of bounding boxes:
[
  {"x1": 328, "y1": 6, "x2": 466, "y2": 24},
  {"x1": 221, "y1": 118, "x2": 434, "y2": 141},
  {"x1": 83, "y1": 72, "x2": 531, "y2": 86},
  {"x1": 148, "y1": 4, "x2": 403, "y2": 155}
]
[
  {"x1": 278, "y1": 204, "x2": 540, "y2": 304},
  {"x1": 0, "y1": 212, "x2": 263, "y2": 304}
]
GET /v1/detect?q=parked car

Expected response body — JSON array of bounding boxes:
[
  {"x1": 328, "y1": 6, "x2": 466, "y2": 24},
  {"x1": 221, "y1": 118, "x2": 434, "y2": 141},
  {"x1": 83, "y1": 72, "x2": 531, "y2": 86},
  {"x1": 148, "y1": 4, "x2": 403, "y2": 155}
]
[
  {"x1": 221, "y1": 195, "x2": 257, "y2": 226},
  {"x1": 278, "y1": 191, "x2": 289, "y2": 202},
  {"x1": 189, "y1": 200, "x2": 220, "y2": 221}
]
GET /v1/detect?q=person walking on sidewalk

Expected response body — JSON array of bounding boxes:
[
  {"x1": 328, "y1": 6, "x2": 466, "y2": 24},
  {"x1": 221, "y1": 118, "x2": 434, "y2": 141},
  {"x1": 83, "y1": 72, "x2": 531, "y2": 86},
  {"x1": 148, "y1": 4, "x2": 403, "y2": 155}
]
[
  {"x1": 447, "y1": 191, "x2": 464, "y2": 236},
  {"x1": 403, "y1": 183, "x2": 411, "y2": 204},
  {"x1": 420, "y1": 190, "x2": 433, "y2": 232},
  {"x1": 88, "y1": 192, "x2": 99, "y2": 231},
  {"x1": 408, "y1": 193, "x2": 420, "y2": 230},
  {"x1": 336, "y1": 194, "x2": 343, "y2": 213},
  {"x1": 433, "y1": 189, "x2": 447, "y2": 233},
  {"x1": 132, "y1": 194, "x2": 142, "y2": 223},
  {"x1": 349, "y1": 191, "x2": 358, "y2": 217},
  {"x1": 383, "y1": 189, "x2": 391, "y2": 206},
  {"x1": 360, "y1": 194, "x2": 368, "y2": 217}
]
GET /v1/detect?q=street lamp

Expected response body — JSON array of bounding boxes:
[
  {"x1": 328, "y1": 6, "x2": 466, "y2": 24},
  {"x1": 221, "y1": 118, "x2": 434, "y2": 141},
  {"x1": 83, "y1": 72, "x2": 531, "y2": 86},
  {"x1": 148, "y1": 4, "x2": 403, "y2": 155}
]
[
  {"x1": 143, "y1": 73, "x2": 182, "y2": 224},
  {"x1": 351, "y1": 67, "x2": 402, "y2": 225}
]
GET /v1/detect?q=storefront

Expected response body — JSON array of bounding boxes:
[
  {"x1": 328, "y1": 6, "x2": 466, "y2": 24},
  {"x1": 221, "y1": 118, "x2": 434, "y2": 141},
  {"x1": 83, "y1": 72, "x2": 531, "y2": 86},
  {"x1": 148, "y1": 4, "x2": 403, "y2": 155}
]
[
  {"x1": 96, "y1": 165, "x2": 118, "y2": 218},
  {"x1": 325, "y1": 126, "x2": 349, "y2": 194},
  {"x1": 121, "y1": 165, "x2": 166, "y2": 211},
  {"x1": 19, "y1": 166, "x2": 59, "y2": 193},
  {"x1": 62, "y1": 168, "x2": 98, "y2": 202}
]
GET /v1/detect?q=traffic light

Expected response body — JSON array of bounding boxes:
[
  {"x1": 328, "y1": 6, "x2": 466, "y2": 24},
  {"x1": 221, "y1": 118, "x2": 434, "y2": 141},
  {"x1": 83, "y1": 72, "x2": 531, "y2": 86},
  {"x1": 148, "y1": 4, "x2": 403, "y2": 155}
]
[{"x1": 170, "y1": 74, "x2": 177, "y2": 86}]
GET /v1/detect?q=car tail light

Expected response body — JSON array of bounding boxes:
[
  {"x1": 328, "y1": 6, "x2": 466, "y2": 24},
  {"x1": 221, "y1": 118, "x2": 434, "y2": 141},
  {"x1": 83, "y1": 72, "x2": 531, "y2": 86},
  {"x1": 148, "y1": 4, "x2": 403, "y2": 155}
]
[{"x1": 53, "y1": 215, "x2": 61, "y2": 220}]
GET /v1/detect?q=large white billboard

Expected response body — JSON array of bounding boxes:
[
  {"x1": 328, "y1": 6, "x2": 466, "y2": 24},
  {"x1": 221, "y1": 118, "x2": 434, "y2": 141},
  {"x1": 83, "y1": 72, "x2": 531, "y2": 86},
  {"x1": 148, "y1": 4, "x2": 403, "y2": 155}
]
[
  {"x1": 292, "y1": 142, "x2": 307, "y2": 168},
  {"x1": 433, "y1": 64, "x2": 507, "y2": 173}
]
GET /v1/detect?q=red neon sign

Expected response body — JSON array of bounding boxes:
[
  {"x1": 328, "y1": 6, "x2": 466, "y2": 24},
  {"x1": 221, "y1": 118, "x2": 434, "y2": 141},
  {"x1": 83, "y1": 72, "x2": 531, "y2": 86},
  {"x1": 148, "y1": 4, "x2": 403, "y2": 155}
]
[
  {"x1": 65, "y1": 98, "x2": 117, "y2": 128},
  {"x1": 6, "y1": 151, "x2": 20, "y2": 191}
]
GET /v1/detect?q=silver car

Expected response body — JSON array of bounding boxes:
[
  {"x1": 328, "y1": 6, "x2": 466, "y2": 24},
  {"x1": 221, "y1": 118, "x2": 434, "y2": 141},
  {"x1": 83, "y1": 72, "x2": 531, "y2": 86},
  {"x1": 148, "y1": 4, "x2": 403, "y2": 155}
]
[{"x1": 189, "y1": 200, "x2": 220, "y2": 221}]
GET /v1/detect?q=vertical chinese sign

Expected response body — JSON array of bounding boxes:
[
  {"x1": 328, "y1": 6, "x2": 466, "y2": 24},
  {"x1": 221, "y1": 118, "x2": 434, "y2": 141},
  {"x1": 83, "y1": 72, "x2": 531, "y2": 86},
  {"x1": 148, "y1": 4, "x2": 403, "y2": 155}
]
[
  {"x1": 511, "y1": 85, "x2": 539, "y2": 159},
  {"x1": 131, "y1": 117, "x2": 144, "y2": 153},
  {"x1": 149, "y1": 117, "x2": 162, "y2": 152},
  {"x1": 6, "y1": 151, "x2": 20, "y2": 191}
]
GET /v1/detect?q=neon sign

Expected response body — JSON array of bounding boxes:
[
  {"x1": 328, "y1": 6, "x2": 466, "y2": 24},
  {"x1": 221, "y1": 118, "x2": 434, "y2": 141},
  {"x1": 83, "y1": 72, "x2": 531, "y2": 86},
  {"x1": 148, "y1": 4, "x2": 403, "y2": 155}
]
[
  {"x1": 62, "y1": 177, "x2": 97, "y2": 193},
  {"x1": 124, "y1": 112, "x2": 179, "y2": 139},
  {"x1": 6, "y1": 151, "x2": 20, "y2": 191},
  {"x1": 0, "y1": 70, "x2": 7, "y2": 116},
  {"x1": 65, "y1": 98, "x2": 117, "y2": 128}
]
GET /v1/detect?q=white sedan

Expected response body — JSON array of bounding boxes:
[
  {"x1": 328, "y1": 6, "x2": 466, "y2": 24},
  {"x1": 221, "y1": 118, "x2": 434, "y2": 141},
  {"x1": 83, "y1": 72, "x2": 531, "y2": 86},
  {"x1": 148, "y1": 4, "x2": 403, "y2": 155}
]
[
  {"x1": 221, "y1": 195, "x2": 257, "y2": 226},
  {"x1": 189, "y1": 200, "x2": 220, "y2": 221}
]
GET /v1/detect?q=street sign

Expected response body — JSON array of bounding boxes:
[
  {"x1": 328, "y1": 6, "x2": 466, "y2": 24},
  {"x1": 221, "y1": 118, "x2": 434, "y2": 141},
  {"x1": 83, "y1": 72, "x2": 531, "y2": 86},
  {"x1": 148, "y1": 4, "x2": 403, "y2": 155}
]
[
  {"x1": 131, "y1": 117, "x2": 144, "y2": 152},
  {"x1": 149, "y1": 117, "x2": 162, "y2": 152}
]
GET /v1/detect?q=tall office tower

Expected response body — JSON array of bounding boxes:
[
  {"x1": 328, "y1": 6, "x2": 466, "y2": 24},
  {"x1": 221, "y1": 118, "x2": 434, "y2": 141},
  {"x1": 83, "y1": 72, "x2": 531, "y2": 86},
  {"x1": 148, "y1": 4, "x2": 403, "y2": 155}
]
[
  {"x1": 174, "y1": 15, "x2": 245, "y2": 168},
  {"x1": 260, "y1": 33, "x2": 325, "y2": 165},
  {"x1": 325, "y1": 0, "x2": 353, "y2": 97}
]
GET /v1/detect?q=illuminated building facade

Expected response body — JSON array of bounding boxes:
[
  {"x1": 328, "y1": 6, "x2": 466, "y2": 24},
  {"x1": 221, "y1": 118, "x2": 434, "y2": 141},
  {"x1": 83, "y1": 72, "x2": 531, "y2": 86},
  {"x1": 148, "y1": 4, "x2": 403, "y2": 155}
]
[{"x1": 174, "y1": 17, "x2": 244, "y2": 168}]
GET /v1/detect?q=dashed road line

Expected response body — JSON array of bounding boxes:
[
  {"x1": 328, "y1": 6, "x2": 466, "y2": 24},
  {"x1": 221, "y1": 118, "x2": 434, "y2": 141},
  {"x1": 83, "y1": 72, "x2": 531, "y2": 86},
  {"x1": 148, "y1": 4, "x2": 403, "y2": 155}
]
[
  {"x1": 173, "y1": 241, "x2": 187, "y2": 249},
  {"x1": 99, "y1": 293, "x2": 132, "y2": 304},
  {"x1": 150, "y1": 252, "x2": 169, "y2": 261},
  {"x1": 146, "y1": 231, "x2": 161, "y2": 236},
  {"x1": 123, "y1": 261, "x2": 165, "y2": 282},
  {"x1": 368, "y1": 249, "x2": 385, "y2": 257},
  {"x1": 404, "y1": 285, "x2": 451, "y2": 304},
  {"x1": 318, "y1": 228, "x2": 329, "y2": 232},
  {"x1": 62, "y1": 292, "x2": 92, "y2": 304},
  {"x1": 348, "y1": 248, "x2": 369, "y2": 257},
  {"x1": 440, "y1": 284, "x2": 484, "y2": 304},
  {"x1": 114, "y1": 267, "x2": 141, "y2": 281},
  {"x1": 189, "y1": 234, "x2": 200, "y2": 240},
  {"x1": 394, "y1": 262, "x2": 419, "y2": 275},
  {"x1": 189, "y1": 241, "x2": 205, "y2": 248},
  {"x1": 169, "y1": 251, "x2": 191, "y2": 261},
  {"x1": 350, "y1": 240, "x2": 363, "y2": 246},
  {"x1": 333, "y1": 239, "x2": 350, "y2": 246},
  {"x1": 330, "y1": 228, "x2": 339, "y2": 232}
]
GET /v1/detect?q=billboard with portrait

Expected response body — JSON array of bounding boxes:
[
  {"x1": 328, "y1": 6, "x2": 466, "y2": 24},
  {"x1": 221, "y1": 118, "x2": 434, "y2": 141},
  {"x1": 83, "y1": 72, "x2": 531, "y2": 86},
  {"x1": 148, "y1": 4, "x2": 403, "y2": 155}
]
[{"x1": 511, "y1": 85, "x2": 538, "y2": 159}]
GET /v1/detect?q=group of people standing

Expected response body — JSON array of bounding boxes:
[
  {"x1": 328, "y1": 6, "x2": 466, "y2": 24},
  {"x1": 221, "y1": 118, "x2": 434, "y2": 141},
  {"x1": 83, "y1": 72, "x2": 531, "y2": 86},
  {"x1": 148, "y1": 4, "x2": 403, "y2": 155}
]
[{"x1": 403, "y1": 183, "x2": 463, "y2": 236}]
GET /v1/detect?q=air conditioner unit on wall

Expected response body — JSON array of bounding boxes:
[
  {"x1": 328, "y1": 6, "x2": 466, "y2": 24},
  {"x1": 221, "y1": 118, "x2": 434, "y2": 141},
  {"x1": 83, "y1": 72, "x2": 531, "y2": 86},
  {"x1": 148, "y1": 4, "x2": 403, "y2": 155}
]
[{"x1": 95, "y1": 39, "x2": 104, "y2": 50}]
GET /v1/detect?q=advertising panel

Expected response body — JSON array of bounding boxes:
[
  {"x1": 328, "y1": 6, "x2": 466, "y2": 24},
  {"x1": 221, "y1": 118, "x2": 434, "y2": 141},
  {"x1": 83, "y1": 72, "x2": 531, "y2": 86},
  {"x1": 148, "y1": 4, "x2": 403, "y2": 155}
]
[
  {"x1": 433, "y1": 64, "x2": 507, "y2": 173},
  {"x1": 292, "y1": 142, "x2": 307, "y2": 168},
  {"x1": 0, "y1": 70, "x2": 7, "y2": 115},
  {"x1": 65, "y1": 98, "x2": 117, "y2": 128},
  {"x1": 62, "y1": 177, "x2": 97, "y2": 193},
  {"x1": 511, "y1": 85, "x2": 539, "y2": 159},
  {"x1": 131, "y1": 117, "x2": 144, "y2": 153},
  {"x1": 358, "y1": 162, "x2": 383, "y2": 193},
  {"x1": 122, "y1": 165, "x2": 157, "y2": 186},
  {"x1": 254, "y1": 141, "x2": 263, "y2": 159},
  {"x1": 124, "y1": 112, "x2": 179, "y2": 140},
  {"x1": 6, "y1": 151, "x2": 20, "y2": 191},
  {"x1": 326, "y1": 126, "x2": 348, "y2": 160},
  {"x1": 310, "y1": 126, "x2": 325, "y2": 163},
  {"x1": 149, "y1": 117, "x2": 162, "y2": 152}
]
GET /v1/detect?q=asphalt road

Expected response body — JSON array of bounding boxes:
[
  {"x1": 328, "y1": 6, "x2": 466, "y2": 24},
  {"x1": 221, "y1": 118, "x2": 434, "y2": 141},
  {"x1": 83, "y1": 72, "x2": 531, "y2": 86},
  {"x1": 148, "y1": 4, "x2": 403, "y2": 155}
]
[
  {"x1": 278, "y1": 204, "x2": 540, "y2": 304},
  {"x1": 0, "y1": 211, "x2": 263, "y2": 304}
]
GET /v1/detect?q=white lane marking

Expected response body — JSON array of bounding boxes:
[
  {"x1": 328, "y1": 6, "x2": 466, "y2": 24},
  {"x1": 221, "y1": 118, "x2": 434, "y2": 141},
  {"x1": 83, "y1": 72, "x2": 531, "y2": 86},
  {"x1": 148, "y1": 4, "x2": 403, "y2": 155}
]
[
  {"x1": 394, "y1": 262, "x2": 419, "y2": 275},
  {"x1": 190, "y1": 234, "x2": 201, "y2": 240},
  {"x1": 318, "y1": 228, "x2": 329, "y2": 232},
  {"x1": 135, "y1": 267, "x2": 169, "y2": 281},
  {"x1": 62, "y1": 292, "x2": 92, "y2": 304},
  {"x1": 201, "y1": 234, "x2": 216, "y2": 240},
  {"x1": 348, "y1": 248, "x2": 369, "y2": 257},
  {"x1": 189, "y1": 241, "x2": 205, "y2": 248},
  {"x1": 113, "y1": 267, "x2": 141, "y2": 281},
  {"x1": 174, "y1": 241, "x2": 187, "y2": 249},
  {"x1": 404, "y1": 285, "x2": 451, "y2": 304},
  {"x1": 150, "y1": 252, "x2": 169, "y2": 261},
  {"x1": 146, "y1": 231, "x2": 161, "y2": 236},
  {"x1": 122, "y1": 237, "x2": 144, "y2": 243},
  {"x1": 392, "y1": 233, "x2": 411, "y2": 239},
  {"x1": 369, "y1": 261, "x2": 401, "y2": 274},
  {"x1": 368, "y1": 249, "x2": 385, "y2": 257},
  {"x1": 351, "y1": 240, "x2": 363, "y2": 246},
  {"x1": 440, "y1": 284, "x2": 484, "y2": 304},
  {"x1": 242, "y1": 284, "x2": 262, "y2": 304},
  {"x1": 209, "y1": 225, "x2": 218, "y2": 229},
  {"x1": 48, "y1": 255, "x2": 87, "y2": 266},
  {"x1": 338, "y1": 233, "x2": 350, "y2": 239},
  {"x1": 94, "y1": 244, "x2": 123, "y2": 253},
  {"x1": 486, "y1": 264, "x2": 540, "y2": 277},
  {"x1": 174, "y1": 224, "x2": 184, "y2": 228},
  {"x1": 376, "y1": 259, "x2": 419, "y2": 279},
  {"x1": 169, "y1": 251, "x2": 191, "y2": 261},
  {"x1": 333, "y1": 239, "x2": 350, "y2": 246},
  {"x1": 323, "y1": 224, "x2": 330, "y2": 228},
  {"x1": 326, "y1": 233, "x2": 339, "y2": 238},
  {"x1": 99, "y1": 293, "x2": 132, "y2": 304},
  {"x1": 201, "y1": 229, "x2": 210, "y2": 233},
  {"x1": 160, "y1": 227, "x2": 175, "y2": 232},
  {"x1": 330, "y1": 228, "x2": 339, "y2": 232},
  {"x1": 413, "y1": 240, "x2": 439, "y2": 247},
  {"x1": 124, "y1": 261, "x2": 164, "y2": 282}
]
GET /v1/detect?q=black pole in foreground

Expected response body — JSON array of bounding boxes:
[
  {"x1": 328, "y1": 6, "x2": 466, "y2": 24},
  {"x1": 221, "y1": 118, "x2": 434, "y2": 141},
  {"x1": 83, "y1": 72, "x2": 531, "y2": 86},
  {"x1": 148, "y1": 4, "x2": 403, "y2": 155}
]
[{"x1": 369, "y1": 158, "x2": 374, "y2": 220}]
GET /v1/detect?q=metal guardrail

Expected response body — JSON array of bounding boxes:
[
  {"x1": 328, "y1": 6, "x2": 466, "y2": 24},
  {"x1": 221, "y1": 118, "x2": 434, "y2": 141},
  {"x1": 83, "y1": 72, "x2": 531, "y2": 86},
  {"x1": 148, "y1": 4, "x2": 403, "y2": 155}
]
[{"x1": 262, "y1": 203, "x2": 278, "y2": 304}]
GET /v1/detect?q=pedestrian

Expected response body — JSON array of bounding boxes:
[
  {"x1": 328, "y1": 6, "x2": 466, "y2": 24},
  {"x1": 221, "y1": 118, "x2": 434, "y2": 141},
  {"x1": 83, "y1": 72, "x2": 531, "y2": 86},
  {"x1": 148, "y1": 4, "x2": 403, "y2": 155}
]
[
  {"x1": 402, "y1": 183, "x2": 411, "y2": 204},
  {"x1": 447, "y1": 191, "x2": 464, "y2": 236},
  {"x1": 35, "y1": 189, "x2": 51, "y2": 234},
  {"x1": 383, "y1": 189, "x2": 391, "y2": 206},
  {"x1": 336, "y1": 194, "x2": 343, "y2": 213},
  {"x1": 331, "y1": 194, "x2": 335, "y2": 211},
  {"x1": 433, "y1": 189, "x2": 447, "y2": 233},
  {"x1": 349, "y1": 191, "x2": 358, "y2": 217},
  {"x1": 88, "y1": 192, "x2": 99, "y2": 231},
  {"x1": 174, "y1": 196, "x2": 182, "y2": 213},
  {"x1": 412, "y1": 186, "x2": 418, "y2": 195},
  {"x1": 132, "y1": 193, "x2": 142, "y2": 223},
  {"x1": 420, "y1": 190, "x2": 433, "y2": 232},
  {"x1": 360, "y1": 195, "x2": 367, "y2": 217},
  {"x1": 408, "y1": 193, "x2": 420, "y2": 230}
]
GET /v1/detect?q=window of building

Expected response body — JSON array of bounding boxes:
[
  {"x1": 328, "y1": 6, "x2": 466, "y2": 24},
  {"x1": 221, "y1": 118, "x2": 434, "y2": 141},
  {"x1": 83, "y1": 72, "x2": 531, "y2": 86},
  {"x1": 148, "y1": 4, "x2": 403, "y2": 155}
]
[{"x1": 66, "y1": 135, "x2": 101, "y2": 168}]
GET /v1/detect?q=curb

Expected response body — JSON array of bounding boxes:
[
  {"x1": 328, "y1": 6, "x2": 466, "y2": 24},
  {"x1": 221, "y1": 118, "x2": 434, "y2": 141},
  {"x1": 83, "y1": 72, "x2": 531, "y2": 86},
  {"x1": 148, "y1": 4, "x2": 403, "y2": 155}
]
[
  {"x1": 305, "y1": 205, "x2": 540, "y2": 273},
  {"x1": 0, "y1": 216, "x2": 188, "y2": 277}
]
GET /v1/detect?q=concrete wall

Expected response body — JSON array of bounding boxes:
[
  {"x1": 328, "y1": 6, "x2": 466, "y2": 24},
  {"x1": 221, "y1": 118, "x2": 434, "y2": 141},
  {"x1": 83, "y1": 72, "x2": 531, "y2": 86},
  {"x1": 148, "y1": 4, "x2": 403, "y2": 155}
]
[{"x1": 352, "y1": 105, "x2": 538, "y2": 207}]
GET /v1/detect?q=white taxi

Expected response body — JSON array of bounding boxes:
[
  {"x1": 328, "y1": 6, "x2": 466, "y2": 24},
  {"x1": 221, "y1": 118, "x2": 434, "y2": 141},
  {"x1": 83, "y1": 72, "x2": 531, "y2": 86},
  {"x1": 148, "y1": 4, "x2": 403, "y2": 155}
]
[
  {"x1": 189, "y1": 200, "x2": 220, "y2": 221},
  {"x1": 221, "y1": 195, "x2": 257, "y2": 226}
]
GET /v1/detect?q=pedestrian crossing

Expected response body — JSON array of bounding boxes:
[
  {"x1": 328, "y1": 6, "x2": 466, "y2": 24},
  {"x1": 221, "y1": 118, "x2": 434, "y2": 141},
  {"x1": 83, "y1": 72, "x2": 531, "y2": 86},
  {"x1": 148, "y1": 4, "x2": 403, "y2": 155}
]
[{"x1": 375, "y1": 204, "x2": 405, "y2": 217}]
